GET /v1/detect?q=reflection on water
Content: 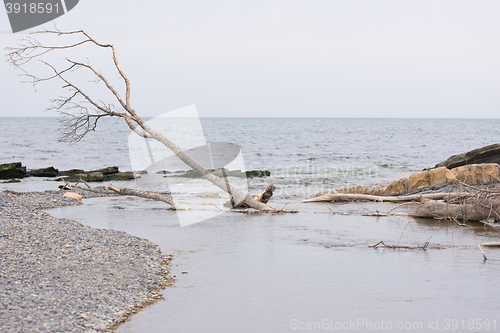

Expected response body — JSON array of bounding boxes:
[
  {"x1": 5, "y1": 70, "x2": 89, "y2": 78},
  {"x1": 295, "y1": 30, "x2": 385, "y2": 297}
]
[{"x1": 48, "y1": 197, "x2": 500, "y2": 333}]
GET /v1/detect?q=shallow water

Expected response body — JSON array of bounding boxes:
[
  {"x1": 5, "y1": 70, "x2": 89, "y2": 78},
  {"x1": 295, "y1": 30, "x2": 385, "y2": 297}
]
[{"x1": 49, "y1": 197, "x2": 500, "y2": 333}]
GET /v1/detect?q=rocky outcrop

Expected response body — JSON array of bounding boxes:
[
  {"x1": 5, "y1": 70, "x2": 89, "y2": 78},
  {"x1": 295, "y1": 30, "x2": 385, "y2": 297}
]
[
  {"x1": 27, "y1": 167, "x2": 59, "y2": 177},
  {"x1": 435, "y1": 143, "x2": 500, "y2": 169},
  {"x1": 333, "y1": 163, "x2": 500, "y2": 197},
  {"x1": 57, "y1": 169, "x2": 85, "y2": 176},
  {"x1": 59, "y1": 171, "x2": 135, "y2": 182},
  {"x1": 90, "y1": 166, "x2": 119, "y2": 175},
  {"x1": 0, "y1": 162, "x2": 27, "y2": 179}
]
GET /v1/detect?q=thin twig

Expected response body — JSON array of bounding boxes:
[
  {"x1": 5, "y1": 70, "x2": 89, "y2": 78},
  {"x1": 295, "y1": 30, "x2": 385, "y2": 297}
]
[
  {"x1": 386, "y1": 201, "x2": 422, "y2": 215},
  {"x1": 397, "y1": 221, "x2": 411, "y2": 247}
]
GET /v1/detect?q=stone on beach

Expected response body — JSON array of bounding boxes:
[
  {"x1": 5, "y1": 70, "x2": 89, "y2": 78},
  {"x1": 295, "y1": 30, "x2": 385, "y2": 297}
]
[{"x1": 63, "y1": 191, "x2": 83, "y2": 201}]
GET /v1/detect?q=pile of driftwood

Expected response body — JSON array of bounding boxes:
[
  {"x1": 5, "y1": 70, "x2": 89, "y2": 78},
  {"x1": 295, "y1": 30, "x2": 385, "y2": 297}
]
[{"x1": 303, "y1": 182, "x2": 500, "y2": 224}]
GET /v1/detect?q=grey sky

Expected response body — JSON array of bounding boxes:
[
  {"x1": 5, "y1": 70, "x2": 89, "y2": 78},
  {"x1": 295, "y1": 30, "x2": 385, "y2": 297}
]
[{"x1": 1, "y1": 0, "x2": 499, "y2": 118}]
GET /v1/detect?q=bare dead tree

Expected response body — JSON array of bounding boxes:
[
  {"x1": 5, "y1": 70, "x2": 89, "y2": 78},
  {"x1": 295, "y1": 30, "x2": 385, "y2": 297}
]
[{"x1": 5, "y1": 27, "x2": 280, "y2": 211}]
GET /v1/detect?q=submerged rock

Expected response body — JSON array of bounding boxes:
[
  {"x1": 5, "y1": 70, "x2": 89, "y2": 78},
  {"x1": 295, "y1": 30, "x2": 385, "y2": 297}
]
[
  {"x1": 435, "y1": 143, "x2": 500, "y2": 169},
  {"x1": 0, "y1": 162, "x2": 26, "y2": 179}
]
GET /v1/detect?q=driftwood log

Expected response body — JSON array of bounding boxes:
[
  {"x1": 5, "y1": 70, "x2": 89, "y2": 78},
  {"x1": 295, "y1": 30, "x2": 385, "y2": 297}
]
[
  {"x1": 62, "y1": 183, "x2": 191, "y2": 210},
  {"x1": 412, "y1": 199, "x2": 500, "y2": 222},
  {"x1": 301, "y1": 192, "x2": 474, "y2": 203}
]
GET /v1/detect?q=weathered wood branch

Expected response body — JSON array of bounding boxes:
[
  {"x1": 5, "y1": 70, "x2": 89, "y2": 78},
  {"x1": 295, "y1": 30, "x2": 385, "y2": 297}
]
[
  {"x1": 301, "y1": 192, "x2": 473, "y2": 203},
  {"x1": 411, "y1": 199, "x2": 500, "y2": 222},
  {"x1": 106, "y1": 184, "x2": 190, "y2": 210},
  {"x1": 369, "y1": 240, "x2": 430, "y2": 250},
  {"x1": 62, "y1": 183, "x2": 190, "y2": 210}
]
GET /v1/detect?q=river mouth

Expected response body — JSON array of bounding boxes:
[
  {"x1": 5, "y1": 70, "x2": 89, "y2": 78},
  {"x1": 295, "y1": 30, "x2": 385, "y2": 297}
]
[{"x1": 49, "y1": 197, "x2": 500, "y2": 333}]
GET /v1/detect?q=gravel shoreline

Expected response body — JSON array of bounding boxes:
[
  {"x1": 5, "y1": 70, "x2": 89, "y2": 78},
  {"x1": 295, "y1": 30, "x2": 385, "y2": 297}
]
[{"x1": 0, "y1": 190, "x2": 173, "y2": 332}]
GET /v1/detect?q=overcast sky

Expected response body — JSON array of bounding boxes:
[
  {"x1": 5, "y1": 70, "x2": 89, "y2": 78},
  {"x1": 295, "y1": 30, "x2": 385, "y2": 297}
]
[{"x1": 1, "y1": 0, "x2": 499, "y2": 118}]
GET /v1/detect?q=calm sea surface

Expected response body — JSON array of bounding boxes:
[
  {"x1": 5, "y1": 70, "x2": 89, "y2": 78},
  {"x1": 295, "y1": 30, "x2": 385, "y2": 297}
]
[
  {"x1": 2, "y1": 117, "x2": 500, "y2": 332},
  {"x1": 2, "y1": 117, "x2": 500, "y2": 195}
]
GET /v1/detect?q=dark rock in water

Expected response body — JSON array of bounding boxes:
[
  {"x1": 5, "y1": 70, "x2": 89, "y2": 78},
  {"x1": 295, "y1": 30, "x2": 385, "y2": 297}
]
[
  {"x1": 59, "y1": 171, "x2": 136, "y2": 182},
  {"x1": 172, "y1": 168, "x2": 244, "y2": 178},
  {"x1": 57, "y1": 169, "x2": 85, "y2": 176},
  {"x1": 105, "y1": 171, "x2": 135, "y2": 181},
  {"x1": 0, "y1": 162, "x2": 26, "y2": 179},
  {"x1": 246, "y1": 170, "x2": 271, "y2": 178},
  {"x1": 435, "y1": 143, "x2": 500, "y2": 169},
  {"x1": 172, "y1": 168, "x2": 271, "y2": 178},
  {"x1": 27, "y1": 166, "x2": 59, "y2": 177},
  {"x1": 90, "y1": 166, "x2": 119, "y2": 175}
]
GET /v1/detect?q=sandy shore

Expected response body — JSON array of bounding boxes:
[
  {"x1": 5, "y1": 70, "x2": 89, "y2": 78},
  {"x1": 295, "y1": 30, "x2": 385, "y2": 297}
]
[{"x1": 0, "y1": 190, "x2": 173, "y2": 332}]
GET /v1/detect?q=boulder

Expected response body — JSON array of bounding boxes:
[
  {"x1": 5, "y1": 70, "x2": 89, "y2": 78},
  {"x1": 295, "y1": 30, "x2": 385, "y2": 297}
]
[
  {"x1": 0, "y1": 162, "x2": 26, "y2": 179},
  {"x1": 408, "y1": 171, "x2": 430, "y2": 191},
  {"x1": 90, "y1": 166, "x2": 119, "y2": 175},
  {"x1": 429, "y1": 167, "x2": 455, "y2": 187},
  {"x1": 386, "y1": 178, "x2": 408, "y2": 195},
  {"x1": 104, "y1": 172, "x2": 135, "y2": 181},
  {"x1": 56, "y1": 174, "x2": 87, "y2": 182},
  {"x1": 355, "y1": 185, "x2": 369, "y2": 194},
  {"x1": 245, "y1": 170, "x2": 271, "y2": 178},
  {"x1": 173, "y1": 168, "x2": 271, "y2": 178},
  {"x1": 87, "y1": 172, "x2": 104, "y2": 181},
  {"x1": 328, "y1": 163, "x2": 500, "y2": 197},
  {"x1": 27, "y1": 166, "x2": 59, "y2": 177},
  {"x1": 452, "y1": 163, "x2": 500, "y2": 185},
  {"x1": 435, "y1": 143, "x2": 500, "y2": 169}
]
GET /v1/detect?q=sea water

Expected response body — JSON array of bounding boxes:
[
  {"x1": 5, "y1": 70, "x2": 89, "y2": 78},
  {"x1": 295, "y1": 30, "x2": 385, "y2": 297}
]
[
  {"x1": 2, "y1": 117, "x2": 500, "y2": 332},
  {"x1": 2, "y1": 117, "x2": 500, "y2": 196}
]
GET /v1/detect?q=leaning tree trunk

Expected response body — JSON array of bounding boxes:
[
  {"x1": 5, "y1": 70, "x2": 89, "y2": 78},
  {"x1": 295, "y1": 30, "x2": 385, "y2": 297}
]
[{"x1": 133, "y1": 118, "x2": 276, "y2": 211}]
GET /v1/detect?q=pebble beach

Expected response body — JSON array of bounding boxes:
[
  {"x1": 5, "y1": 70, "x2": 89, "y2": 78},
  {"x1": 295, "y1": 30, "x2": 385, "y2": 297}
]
[{"x1": 0, "y1": 190, "x2": 173, "y2": 332}]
